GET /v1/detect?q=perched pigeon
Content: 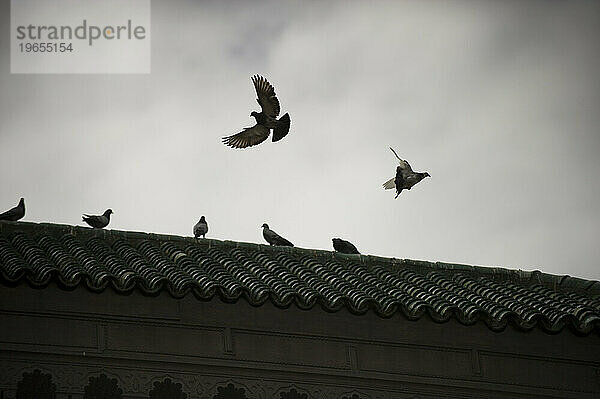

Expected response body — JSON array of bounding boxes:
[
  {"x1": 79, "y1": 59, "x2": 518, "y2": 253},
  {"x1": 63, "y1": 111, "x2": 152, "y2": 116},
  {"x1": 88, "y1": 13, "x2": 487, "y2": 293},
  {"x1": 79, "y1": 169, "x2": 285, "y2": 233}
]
[
  {"x1": 82, "y1": 209, "x2": 113, "y2": 228},
  {"x1": 0, "y1": 198, "x2": 25, "y2": 221},
  {"x1": 332, "y1": 238, "x2": 360, "y2": 254},
  {"x1": 222, "y1": 75, "x2": 291, "y2": 149},
  {"x1": 194, "y1": 216, "x2": 208, "y2": 239},
  {"x1": 262, "y1": 223, "x2": 293, "y2": 247},
  {"x1": 382, "y1": 147, "x2": 430, "y2": 198}
]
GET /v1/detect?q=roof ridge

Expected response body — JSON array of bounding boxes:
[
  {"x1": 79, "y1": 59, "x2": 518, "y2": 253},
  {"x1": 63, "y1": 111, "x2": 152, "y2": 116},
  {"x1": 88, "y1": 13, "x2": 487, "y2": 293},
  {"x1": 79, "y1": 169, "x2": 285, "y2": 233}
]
[{"x1": 1, "y1": 220, "x2": 599, "y2": 298}]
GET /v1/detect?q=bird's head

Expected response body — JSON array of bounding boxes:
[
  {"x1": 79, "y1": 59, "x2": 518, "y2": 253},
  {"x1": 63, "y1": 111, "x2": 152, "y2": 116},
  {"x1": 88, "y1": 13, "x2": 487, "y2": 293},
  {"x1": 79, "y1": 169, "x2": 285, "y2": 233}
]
[
  {"x1": 200, "y1": 216, "x2": 206, "y2": 222},
  {"x1": 104, "y1": 209, "x2": 114, "y2": 216},
  {"x1": 250, "y1": 111, "x2": 259, "y2": 118},
  {"x1": 19, "y1": 198, "x2": 24, "y2": 206},
  {"x1": 423, "y1": 172, "x2": 431, "y2": 178},
  {"x1": 261, "y1": 223, "x2": 269, "y2": 229},
  {"x1": 332, "y1": 238, "x2": 341, "y2": 244}
]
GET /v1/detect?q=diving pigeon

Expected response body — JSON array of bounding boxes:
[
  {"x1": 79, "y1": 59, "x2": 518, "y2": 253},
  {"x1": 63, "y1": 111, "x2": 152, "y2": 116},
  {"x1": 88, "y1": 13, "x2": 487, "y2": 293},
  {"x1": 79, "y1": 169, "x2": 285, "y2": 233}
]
[
  {"x1": 82, "y1": 209, "x2": 113, "y2": 228},
  {"x1": 0, "y1": 198, "x2": 25, "y2": 221},
  {"x1": 222, "y1": 75, "x2": 291, "y2": 149},
  {"x1": 382, "y1": 147, "x2": 430, "y2": 198},
  {"x1": 194, "y1": 216, "x2": 208, "y2": 239},
  {"x1": 262, "y1": 223, "x2": 293, "y2": 247},
  {"x1": 332, "y1": 238, "x2": 360, "y2": 254}
]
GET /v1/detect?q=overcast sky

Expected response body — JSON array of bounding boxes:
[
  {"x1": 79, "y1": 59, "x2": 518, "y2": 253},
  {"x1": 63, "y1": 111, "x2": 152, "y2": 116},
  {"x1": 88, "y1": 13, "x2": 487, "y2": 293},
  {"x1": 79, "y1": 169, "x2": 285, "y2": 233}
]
[{"x1": 1, "y1": 0, "x2": 599, "y2": 280}]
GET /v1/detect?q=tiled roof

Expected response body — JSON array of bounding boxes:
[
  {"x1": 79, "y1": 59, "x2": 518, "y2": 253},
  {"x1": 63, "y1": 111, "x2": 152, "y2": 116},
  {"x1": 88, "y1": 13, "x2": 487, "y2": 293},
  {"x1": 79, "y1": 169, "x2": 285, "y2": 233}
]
[{"x1": 1, "y1": 221, "x2": 599, "y2": 335}]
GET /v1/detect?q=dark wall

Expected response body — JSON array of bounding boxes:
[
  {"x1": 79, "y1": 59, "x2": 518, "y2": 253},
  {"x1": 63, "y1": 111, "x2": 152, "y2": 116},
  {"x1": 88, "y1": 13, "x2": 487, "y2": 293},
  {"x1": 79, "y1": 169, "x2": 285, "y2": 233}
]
[{"x1": 1, "y1": 284, "x2": 599, "y2": 398}]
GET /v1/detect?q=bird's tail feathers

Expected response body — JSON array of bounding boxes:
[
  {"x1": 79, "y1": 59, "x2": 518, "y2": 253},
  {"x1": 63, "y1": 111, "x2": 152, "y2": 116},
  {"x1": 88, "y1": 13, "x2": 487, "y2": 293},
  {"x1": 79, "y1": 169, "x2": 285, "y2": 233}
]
[
  {"x1": 272, "y1": 113, "x2": 290, "y2": 142},
  {"x1": 382, "y1": 177, "x2": 395, "y2": 190}
]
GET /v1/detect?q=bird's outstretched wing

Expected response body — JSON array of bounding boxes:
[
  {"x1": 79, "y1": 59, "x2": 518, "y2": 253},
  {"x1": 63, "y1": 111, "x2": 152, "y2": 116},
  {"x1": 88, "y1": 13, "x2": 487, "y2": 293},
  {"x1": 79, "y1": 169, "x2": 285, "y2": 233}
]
[
  {"x1": 390, "y1": 147, "x2": 413, "y2": 172},
  {"x1": 222, "y1": 124, "x2": 270, "y2": 149},
  {"x1": 252, "y1": 75, "x2": 280, "y2": 117},
  {"x1": 382, "y1": 177, "x2": 395, "y2": 190},
  {"x1": 394, "y1": 166, "x2": 405, "y2": 198}
]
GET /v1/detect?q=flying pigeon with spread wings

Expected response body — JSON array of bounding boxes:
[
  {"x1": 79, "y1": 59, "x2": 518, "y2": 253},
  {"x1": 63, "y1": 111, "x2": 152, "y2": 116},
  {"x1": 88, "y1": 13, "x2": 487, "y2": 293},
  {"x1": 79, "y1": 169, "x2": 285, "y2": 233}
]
[
  {"x1": 0, "y1": 198, "x2": 25, "y2": 221},
  {"x1": 382, "y1": 147, "x2": 430, "y2": 198},
  {"x1": 222, "y1": 75, "x2": 291, "y2": 149},
  {"x1": 262, "y1": 223, "x2": 293, "y2": 247},
  {"x1": 82, "y1": 209, "x2": 113, "y2": 228}
]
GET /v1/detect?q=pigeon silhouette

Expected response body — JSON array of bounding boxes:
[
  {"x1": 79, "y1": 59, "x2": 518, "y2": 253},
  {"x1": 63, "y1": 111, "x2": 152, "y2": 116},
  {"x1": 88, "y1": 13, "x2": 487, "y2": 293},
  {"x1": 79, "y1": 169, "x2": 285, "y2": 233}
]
[
  {"x1": 382, "y1": 147, "x2": 430, "y2": 198},
  {"x1": 222, "y1": 75, "x2": 291, "y2": 148},
  {"x1": 194, "y1": 216, "x2": 208, "y2": 239},
  {"x1": 332, "y1": 238, "x2": 360, "y2": 254},
  {"x1": 82, "y1": 209, "x2": 113, "y2": 228},
  {"x1": 0, "y1": 198, "x2": 25, "y2": 221},
  {"x1": 262, "y1": 223, "x2": 293, "y2": 247}
]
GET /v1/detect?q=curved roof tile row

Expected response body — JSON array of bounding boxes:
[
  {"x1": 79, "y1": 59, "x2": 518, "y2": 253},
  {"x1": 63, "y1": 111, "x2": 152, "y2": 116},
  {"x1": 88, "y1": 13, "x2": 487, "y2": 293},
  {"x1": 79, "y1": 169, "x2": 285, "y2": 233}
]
[{"x1": 1, "y1": 221, "x2": 599, "y2": 334}]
